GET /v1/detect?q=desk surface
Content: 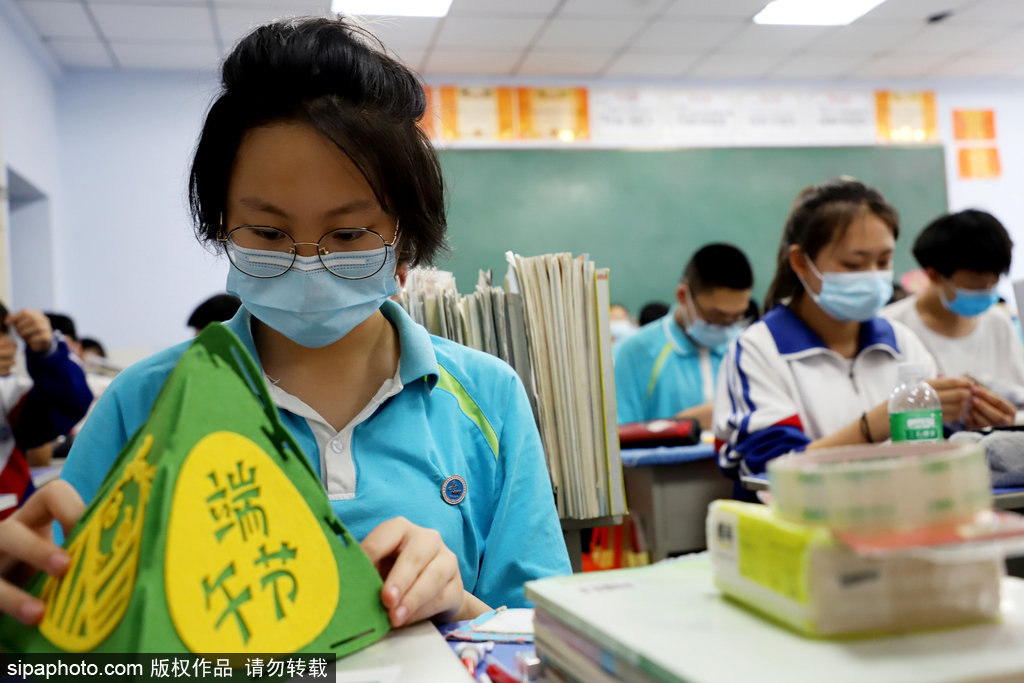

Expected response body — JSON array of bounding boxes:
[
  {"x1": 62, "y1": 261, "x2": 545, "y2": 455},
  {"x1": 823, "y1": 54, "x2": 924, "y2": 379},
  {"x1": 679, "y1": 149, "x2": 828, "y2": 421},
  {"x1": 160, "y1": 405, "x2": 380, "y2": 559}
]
[
  {"x1": 621, "y1": 443, "x2": 717, "y2": 468},
  {"x1": 528, "y1": 556, "x2": 1024, "y2": 683},
  {"x1": 335, "y1": 621, "x2": 472, "y2": 683}
]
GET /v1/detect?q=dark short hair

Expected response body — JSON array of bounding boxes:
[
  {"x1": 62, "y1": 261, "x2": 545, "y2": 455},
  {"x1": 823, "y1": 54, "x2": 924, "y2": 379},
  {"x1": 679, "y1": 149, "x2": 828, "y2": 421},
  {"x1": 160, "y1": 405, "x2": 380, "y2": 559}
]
[
  {"x1": 684, "y1": 243, "x2": 754, "y2": 295},
  {"x1": 913, "y1": 209, "x2": 1013, "y2": 277},
  {"x1": 79, "y1": 338, "x2": 106, "y2": 357},
  {"x1": 765, "y1": 178, "x2": 899, "y2": 311},
  {"x1": 45, "y1": 313, "x2": 77, "y2": 341},
  {"x1": 189, "y1": 294, "x2": 242, "y2": 330},
  {"x1": 639, "y1": 302, "x2": 670, "y2": 326},
  {"x1": 189, "y1": 16, "x2": 447, "y2": 266}
]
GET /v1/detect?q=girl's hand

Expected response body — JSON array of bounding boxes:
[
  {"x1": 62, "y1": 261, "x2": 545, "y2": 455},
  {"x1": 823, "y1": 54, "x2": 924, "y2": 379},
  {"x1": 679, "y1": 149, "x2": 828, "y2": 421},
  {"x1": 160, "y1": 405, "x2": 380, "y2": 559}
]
[
  {"x1": 965, "y1": 384, "x2": 1016, "y2": 429},
  {"x1": 361, "y1": 517, "x2": 473, "y2": 628},
  {"x1": 926, "y1": 377, "x2": 974, "y2": 423},
  {"x1": 7, "y1": 310, "x2": 54, "y2": 355},
  {"x1": 0, "y1": 482, "x2": 83, "y2": 624}
]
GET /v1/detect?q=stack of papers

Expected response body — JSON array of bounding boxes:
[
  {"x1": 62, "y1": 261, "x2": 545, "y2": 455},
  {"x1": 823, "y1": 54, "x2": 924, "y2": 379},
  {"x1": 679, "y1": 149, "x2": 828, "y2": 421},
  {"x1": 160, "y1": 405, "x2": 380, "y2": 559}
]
[{"x1": 398, "y1": 255, "x2": 626, "y2": 521}]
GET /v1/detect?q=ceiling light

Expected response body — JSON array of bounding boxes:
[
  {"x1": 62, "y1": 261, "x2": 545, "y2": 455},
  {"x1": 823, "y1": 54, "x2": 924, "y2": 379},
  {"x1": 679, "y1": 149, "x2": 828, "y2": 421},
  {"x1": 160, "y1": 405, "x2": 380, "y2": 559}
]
[
  {"x1": 331, "y1": 0, "x2": 452, "y2": 17},
  {"x1": 754, "y1": 0, "x2": 887, "y2": 26}
]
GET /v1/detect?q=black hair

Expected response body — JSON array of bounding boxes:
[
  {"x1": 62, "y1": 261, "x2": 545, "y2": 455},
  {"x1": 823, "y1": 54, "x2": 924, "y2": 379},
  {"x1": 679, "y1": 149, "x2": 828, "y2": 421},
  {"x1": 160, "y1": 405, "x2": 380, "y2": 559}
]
[
  {"x1": 189, "y1": 16, "x2": 447, "y2": 266},
  {"x1": 639, "y1": 302, "x2": 670, "y2": 326},
  {"x1": 188, "y1": 294, "x2": 242, "y2": 330},
  {"x1": 79, "y1": 338, "x2": 106, "y2": 358},
  {"x1": 0, "y1": 302, "x2": 7, "y2": 335},
  {"x1": 765, "y1": 178, "x2": 899, "y2": 311},
  {"x1": 912, "y1": 209, "x2": 1013, "y2": 277},
  {"x1": 683, "y1": 243, "x2": 754, "y2": 295},
  {"x1": 45, "y1": 313, "x2": 77, "y2": 341}
]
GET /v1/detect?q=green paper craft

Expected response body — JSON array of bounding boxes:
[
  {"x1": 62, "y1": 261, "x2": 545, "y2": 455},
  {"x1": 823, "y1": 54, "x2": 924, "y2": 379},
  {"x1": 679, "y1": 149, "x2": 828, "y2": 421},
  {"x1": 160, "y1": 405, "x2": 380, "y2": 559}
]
[{"x1": 0, "y1": 323, "x2": 391, "y2": 654}]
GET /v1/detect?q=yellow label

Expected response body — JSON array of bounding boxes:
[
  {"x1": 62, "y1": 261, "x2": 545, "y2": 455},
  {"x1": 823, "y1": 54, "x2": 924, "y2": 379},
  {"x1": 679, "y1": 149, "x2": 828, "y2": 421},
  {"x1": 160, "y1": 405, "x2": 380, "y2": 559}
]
[
  {"x1": 737, "y1": 513, "x2": 812, "y2": 604},
  {"x1": 165, "y1": 432, "x2": 339, "y2": 653},
  {"x1": 40, "y1": 435, "x2": 157, "y2": 651}
]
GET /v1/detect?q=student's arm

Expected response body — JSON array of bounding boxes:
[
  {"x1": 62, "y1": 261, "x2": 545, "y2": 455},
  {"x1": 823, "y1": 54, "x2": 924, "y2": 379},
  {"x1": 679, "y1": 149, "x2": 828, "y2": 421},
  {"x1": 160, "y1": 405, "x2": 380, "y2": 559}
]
[
  {"x1": 714, "y1": 338, "x2": 811, "y2": 478},
  {"x1": 675, "y1": 402, "x2": 714, "y2": 430},
  {"x1": 12, "y1": 312, "x2": 92, "y2": 450},
  {"x1": 475, "y1": 371, "x2": 571, "y2": 608}
]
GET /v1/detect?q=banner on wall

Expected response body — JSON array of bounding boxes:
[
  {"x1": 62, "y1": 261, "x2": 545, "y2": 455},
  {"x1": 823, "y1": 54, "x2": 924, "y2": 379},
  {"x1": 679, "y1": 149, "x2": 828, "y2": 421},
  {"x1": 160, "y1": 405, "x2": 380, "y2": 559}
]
[{"x1": 423, "y1": 86, "x2": 937, "y2": 149}]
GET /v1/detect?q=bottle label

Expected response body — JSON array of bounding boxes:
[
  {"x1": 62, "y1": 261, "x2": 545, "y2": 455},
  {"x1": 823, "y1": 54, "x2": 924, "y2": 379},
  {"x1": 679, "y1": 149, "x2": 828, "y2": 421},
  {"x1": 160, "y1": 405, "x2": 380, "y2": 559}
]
[{"x1": 890, "y1": 409, "x2": 942, "y2": 442}]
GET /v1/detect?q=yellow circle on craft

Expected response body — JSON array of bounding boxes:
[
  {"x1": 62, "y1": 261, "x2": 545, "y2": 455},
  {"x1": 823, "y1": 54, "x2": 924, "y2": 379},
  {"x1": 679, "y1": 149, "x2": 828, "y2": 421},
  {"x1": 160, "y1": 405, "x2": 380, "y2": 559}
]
[{"x1": 165, "y1": 431, "x2": 339, "y2": 653}]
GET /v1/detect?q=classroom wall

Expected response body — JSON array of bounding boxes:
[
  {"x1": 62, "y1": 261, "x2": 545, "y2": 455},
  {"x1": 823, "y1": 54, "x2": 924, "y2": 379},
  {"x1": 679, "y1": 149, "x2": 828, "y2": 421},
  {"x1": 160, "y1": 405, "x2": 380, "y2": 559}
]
[
  {"x1": 54, "y1": 69, "x2": 226, "y2": 359},
  {"x1": 0, "y1": 3, "x2": 62, "y2": 307},
  {"x1": 39, "y1": 68, "x2": 1024, "y2": 355}
]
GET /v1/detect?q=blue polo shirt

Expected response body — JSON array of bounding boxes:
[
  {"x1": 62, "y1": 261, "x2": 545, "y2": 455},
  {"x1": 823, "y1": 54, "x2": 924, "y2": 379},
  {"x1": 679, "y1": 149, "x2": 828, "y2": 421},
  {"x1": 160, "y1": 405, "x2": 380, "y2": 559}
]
[
  {"x1": 60, "y1": 300, "x2": 570, "y2": 609},
  {"x1": 613, "y1": 310, "x2": 729, "y2": 424}
]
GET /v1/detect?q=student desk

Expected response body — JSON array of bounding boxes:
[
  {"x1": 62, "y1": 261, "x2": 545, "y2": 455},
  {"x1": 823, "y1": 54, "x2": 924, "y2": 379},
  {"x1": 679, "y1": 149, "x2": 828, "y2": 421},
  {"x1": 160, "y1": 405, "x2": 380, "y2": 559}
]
[
  {"x1": 529, "y1": 556, "x2": 1024, "y2": 683},
  {"x1": 621, "y1": 444, "x2": 732, "y2": 561}
]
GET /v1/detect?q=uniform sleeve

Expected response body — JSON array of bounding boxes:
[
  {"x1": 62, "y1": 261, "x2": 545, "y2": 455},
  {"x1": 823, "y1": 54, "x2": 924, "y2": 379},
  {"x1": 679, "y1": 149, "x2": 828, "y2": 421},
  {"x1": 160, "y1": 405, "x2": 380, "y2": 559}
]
[
  {"x1": 475, "y1": 373, "x2": 571, "y2": 608},
  {"x1": 713, "y1": 334, "x2": 811, "y2": 480},
  {"x1": 14, "y1": 336, "x2": 93, "y2": 450},
  {"x1": 613, "y1": 341, "x2": 647, "y2": 425}
]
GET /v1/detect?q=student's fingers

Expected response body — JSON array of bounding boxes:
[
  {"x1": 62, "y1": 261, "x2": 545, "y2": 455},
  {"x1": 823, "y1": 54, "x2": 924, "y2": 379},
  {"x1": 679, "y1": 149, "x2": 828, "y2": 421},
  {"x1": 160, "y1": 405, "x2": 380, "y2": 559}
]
[
  {"x1": 378, "y1": 528, "x2": 445, "y2": 616},
  {"x1": 0, "y1": 579, "x2": 45, "y2": 625},
  {"x1": 972, "y1": 386, "x2": 1016, "y2": 422},
  {"x1": 392, "y1": 550, "x2": 460, "y2": 627},
  {"x1": 14, "y1": 481, "x2": 85, "y2": 537},
  {"x1": 0, "y1": 520, "x2": 69, "y2": 578},
  {"x1": 360, "y1": 517, "x2": 411, "y2": 569},
  {"x1": 927, "y1": 377, "x2": 973, "y2": 392},
  {"x1": 404, "y1": 576, "x2": 464, "y2": 627},
  {"x1": 970, "y1": 395, "x2": 1013, "y2": 428}
]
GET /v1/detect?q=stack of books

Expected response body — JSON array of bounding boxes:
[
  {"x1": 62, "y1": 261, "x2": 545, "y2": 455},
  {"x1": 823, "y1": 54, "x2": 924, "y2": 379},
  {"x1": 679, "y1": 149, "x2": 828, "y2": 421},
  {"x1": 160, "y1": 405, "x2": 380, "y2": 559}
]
[{"x1": 397, "y1": 253, "x2": 626, "y2": 521}]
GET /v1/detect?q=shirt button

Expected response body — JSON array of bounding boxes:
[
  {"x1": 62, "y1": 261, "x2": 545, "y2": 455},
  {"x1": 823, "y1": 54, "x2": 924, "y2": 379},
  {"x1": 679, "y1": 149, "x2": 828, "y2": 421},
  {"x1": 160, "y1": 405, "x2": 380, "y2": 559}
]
[{"x1": 330, "y1": 440, "x2": 344, "y2": 454}]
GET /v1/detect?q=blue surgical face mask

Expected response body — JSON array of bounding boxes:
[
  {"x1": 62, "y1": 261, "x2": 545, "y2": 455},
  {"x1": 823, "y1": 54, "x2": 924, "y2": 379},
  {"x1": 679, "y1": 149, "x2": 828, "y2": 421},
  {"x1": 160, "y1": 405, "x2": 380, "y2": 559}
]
[
  {"x1": 940, "y1": 282, "x2": 999, "y2": 318},
  {"x1": 800, "y1": 259, "x2": 893, "y2": 323},
  {"x1": 682, "y1": 292, "x2": 744, "y2": 348},
  {"x1": 226, "y1": 247, "x2": 398, "y2": 348}
]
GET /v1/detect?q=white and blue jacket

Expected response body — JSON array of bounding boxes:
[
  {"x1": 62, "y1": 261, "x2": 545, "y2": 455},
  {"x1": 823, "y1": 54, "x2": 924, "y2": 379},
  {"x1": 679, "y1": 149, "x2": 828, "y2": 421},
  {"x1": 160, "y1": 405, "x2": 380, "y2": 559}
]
[
  {"x1": 60, "y1": 300, "x2": 571, "y2": 609},
  {"x1": 713, "y1": 305, "x2": 936, "y2": 481}
]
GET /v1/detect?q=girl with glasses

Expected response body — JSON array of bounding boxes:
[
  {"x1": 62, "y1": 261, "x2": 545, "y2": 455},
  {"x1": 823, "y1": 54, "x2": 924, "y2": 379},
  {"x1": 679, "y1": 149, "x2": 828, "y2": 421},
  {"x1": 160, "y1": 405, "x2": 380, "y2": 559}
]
[{"x1": 0, "y1": 17, "x2": 569, "y2": 629}]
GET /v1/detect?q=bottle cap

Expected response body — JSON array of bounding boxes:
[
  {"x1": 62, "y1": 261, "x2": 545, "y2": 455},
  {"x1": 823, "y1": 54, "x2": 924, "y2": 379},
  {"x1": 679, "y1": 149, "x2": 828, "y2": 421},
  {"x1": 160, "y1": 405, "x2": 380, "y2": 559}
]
[{"x1": 898, "y1": 362, "x2": 929, "y2": 383}]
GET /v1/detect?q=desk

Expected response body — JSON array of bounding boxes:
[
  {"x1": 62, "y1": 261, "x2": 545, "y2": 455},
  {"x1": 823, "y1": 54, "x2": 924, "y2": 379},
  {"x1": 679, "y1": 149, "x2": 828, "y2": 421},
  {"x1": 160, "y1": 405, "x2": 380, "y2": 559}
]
[
  {"x1": 621, "y1": 444, "x2": 732, "y2": 561},
  {"x1": 528, "y1": 556, "x2": 1024, "y2": 683},
  {"x1": 335, "y1": 621, "x2": 472, "y2": 683}
]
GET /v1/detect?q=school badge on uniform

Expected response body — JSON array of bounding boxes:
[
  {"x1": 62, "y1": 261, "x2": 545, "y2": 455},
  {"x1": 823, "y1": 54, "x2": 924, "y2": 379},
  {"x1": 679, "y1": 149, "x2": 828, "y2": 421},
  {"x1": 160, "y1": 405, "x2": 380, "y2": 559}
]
[
  {"x1": 0, "y1": 324, "x2": 391, "y2": 656},
  {"x1": 442, "y1": 475, "x2": 467, "y2": 505}
]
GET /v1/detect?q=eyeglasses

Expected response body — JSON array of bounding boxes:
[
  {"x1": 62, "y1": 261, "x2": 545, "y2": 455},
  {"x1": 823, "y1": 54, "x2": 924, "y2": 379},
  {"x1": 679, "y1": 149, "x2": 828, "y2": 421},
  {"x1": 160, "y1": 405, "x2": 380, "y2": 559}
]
[{"x1": 218, "y1": 226, "x2": 399, "y2": 280}]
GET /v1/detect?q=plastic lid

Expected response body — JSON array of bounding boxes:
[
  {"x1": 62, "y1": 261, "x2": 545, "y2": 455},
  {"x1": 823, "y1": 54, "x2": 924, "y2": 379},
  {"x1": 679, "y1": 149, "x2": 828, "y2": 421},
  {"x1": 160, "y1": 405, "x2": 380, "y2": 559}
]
[{"x1": 898, "y1": 362, "x2": 929, "y2": 383}]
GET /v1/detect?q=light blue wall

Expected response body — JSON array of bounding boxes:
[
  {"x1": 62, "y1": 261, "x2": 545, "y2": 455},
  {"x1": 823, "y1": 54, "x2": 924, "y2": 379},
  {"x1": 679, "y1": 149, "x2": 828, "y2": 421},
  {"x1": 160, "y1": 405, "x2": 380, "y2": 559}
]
[
  {"x1": 0, "y1": 2, "x2": 61, "y2": 308},
  {"x1": 55, "y1": 69, "x2": 229, "y2": 356}
]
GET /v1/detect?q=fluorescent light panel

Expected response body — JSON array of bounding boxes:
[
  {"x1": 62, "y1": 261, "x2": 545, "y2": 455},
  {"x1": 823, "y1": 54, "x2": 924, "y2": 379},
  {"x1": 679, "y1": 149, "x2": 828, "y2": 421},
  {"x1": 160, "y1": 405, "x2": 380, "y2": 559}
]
[
  {"x1": 754, "y1": 0, "x2": 888, "y2": 26},
  {"x1": 331, "y1": 0, "x2": 452, "y2": 17}
]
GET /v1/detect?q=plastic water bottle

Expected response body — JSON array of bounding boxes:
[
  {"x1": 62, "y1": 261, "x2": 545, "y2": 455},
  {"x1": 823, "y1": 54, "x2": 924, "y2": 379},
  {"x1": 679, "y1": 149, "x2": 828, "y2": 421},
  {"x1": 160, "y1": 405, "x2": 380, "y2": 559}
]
[{"x1": 888, "y1": 362, "x2": 943, "y2": 443}]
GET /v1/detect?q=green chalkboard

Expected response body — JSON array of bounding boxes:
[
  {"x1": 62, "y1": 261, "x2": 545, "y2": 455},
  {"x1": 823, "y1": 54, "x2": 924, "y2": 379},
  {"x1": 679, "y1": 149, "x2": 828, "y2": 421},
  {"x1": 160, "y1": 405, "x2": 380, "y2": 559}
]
[{"x1": 437, "y1": 146, "x2": 948, "y2": 316}]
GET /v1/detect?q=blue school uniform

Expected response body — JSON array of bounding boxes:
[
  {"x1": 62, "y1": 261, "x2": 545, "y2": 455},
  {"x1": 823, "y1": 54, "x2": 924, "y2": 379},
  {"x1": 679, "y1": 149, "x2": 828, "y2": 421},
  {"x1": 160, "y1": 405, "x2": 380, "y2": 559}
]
[
  {"x1": 613, "y1": 310, "x2": 728, "y2": 424},
  {"x1": 59, "y1": 300, "x2": 570, "y2": 609}
]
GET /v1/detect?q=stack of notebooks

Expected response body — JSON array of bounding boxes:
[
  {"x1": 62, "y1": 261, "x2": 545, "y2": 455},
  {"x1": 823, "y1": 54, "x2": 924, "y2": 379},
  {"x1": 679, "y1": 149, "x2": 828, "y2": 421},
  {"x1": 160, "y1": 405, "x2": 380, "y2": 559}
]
[{"x1": 398, "y1": 253, "x2": 627, "y2": 521}]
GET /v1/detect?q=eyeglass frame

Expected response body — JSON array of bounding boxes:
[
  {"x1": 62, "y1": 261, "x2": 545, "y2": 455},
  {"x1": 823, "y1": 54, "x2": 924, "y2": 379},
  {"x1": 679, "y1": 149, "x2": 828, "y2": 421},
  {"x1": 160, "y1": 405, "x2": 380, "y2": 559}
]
[{"x1": 217, "y1": 221, "x2": 401, "y2": 280}]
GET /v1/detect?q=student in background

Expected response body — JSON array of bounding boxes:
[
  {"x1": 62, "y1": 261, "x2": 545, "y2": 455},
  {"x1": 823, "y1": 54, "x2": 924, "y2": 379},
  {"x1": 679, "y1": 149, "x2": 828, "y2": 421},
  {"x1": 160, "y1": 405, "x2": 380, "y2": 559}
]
[
  {"x1": 78, "y1": 338, "x2": 105, "y2": 363},
  {"x1": 609, "y1": 303, "x2": 638, "y2": 345},
  {"x1": 882, "y1": 210, "x2": 1024, "y2": 407},
  {"x1": 0, "y1": 305, "x2": 91, "y2": 499},
  {"x1": 187, "y1": 293, "x2": 242, "y2": 335},
  {"x1": 714, "y1": 179, "x2": 1013, "y2": 491},
  {"x1": 615, "y1": 244, "x2": 753, "y2": 428},
  {"x1": 638, "y1": 302, "x2": 670, "y2": 326}
]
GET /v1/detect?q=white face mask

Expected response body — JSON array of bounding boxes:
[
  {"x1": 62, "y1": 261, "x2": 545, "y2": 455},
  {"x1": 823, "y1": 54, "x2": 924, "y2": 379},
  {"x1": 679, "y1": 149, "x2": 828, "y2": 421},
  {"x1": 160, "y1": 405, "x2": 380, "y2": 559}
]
[{"x1": 610, "y1": 319, "x2": 638, "y2": 343}]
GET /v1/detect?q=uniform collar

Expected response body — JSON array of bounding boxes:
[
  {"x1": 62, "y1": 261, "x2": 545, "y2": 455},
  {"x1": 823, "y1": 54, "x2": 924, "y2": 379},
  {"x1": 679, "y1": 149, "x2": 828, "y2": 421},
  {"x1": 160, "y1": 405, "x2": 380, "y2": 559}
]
[
  {"x1": 222, "y1": 299, "x2": 440, "y2": 390},
  {"x1": 763, "y1": 305, "x2": 900, "y2": 359}
]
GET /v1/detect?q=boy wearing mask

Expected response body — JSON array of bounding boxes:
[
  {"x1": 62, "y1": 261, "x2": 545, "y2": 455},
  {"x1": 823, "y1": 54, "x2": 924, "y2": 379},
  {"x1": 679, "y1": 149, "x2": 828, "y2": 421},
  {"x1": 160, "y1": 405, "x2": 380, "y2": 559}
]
[
  {"x1": 883, "y1": 210, "x2": 1024, "y2": 408},
  {"x1": 615, "y1": 244, "x2": 753, "y2": 428}
]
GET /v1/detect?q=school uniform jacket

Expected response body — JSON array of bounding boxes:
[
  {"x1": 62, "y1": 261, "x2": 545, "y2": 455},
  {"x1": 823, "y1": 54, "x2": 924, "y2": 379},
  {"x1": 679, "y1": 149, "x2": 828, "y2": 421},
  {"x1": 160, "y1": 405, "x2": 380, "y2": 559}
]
[{"x1": 713, "y1": 305, "x2": 936, "y2": 481}]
